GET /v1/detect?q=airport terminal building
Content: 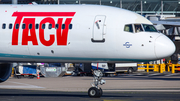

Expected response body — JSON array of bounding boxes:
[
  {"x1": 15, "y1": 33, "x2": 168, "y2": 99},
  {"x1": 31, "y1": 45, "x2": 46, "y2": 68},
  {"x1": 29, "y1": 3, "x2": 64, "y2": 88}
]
[{"x1": 1, "y1": 0, "x2": 180, "y2": 16}]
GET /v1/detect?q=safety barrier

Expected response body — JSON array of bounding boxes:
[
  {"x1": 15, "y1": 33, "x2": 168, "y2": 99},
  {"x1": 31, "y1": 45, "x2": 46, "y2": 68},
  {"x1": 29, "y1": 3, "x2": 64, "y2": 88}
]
[
  {"x1": 138, "y1": 64, "x2": 161, "y2": 73},
  {"x1": 167, "y1": 63, "x2": 180, "y2": 73},
  {"x1": 11, "y1": 67, "x2": 15, "y2": 77},
  {"x1": 137, "y1": 63, "x2": 166, "y2": 73},
  {"x1": 138, "y1": 63, "x2": 180, "y2": 74}
]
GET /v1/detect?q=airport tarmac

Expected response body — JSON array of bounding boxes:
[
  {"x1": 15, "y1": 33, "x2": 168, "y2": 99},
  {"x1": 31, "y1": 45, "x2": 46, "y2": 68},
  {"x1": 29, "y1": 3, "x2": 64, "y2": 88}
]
[{"x1": 0, "y1": 74, "x2": 180, "y2": 101}]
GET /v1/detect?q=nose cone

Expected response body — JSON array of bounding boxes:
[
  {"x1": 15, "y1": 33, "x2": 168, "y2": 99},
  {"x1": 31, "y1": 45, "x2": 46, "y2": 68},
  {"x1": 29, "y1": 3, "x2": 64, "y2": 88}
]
[{"x1": 155, "y1": 35, "x2": 176, "y2": 59}]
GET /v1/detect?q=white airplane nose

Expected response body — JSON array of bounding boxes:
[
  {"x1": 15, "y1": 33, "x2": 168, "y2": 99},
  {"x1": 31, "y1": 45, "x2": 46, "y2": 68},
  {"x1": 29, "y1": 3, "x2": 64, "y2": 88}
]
[{"x1": 155, "y1": 35, "x2": 176, "y2": 59}]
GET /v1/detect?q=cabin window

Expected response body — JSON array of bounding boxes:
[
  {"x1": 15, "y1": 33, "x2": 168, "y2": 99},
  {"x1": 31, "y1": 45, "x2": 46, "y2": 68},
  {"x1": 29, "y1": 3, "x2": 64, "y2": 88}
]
[
  {"x1": 22, "y1": 24, "x2": 26, "y2": 29},
  {"x1": 124, "y1": 24, "x2": 133, "y2": 33},
  {"x1": 55, "y1": 24, "x2": 59, "y2": 29},
  {"x1": 9, "y1": 24, "x2": 13, "y2": 29},
  {"x1": 49, "y1": 24, "x2": 52, "y2": 29},
  {"x1": 2, "y1": 23, "x2": 6, "y2": 29},
  {"x1": 62, "y1": 24, "x2": 65, "y2": 29},
  {"x1": 42, "y1": 24, "x2": 45, "y2": 29},
  {"x1": 36, "y1": 24, "x2": 39, "y2": 29},
  {"x1": 29, "y1": 24, "x2": 32, "y2": 29},
  {"x1": 69, "y1": 24, "x2": 73, "y2": 29},
  {"x1": 142, "y1": 24, "x2": 158, "y2": 32},
  {"x1": 15, "y1": 24, "x2": 19, "y2": 29}
]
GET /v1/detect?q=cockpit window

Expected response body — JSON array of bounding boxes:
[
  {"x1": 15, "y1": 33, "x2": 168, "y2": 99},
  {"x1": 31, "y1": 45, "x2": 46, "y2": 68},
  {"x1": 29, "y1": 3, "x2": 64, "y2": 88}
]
[
  {"x1": 124, "y1": 24, "x2": 133, "y2": 33},
  {"x1": 134, "y1": 24, "x2": 143, "y2": 33},
  {"x1": 142, "y1": 24, "x2": 158, "y2": 32}
]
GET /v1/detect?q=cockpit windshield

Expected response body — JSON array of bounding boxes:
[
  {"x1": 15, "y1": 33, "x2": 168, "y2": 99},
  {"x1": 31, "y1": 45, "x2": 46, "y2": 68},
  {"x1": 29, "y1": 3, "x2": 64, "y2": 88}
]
[
  {"x1": 142, "y1": 24, "x2": 158, "y2": 32},
  {"x1": 134, "y1": 24, "x2": 143, "y2": 33},
  {"x1": 124, "y1": 24, "x2": 158, "y2": 33}
]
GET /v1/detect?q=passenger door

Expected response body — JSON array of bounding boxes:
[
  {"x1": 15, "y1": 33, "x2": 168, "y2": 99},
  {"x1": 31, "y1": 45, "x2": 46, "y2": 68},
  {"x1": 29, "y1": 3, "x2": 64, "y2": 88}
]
[{"x1": 92, "y1": 15, "x2": 106, "y2": 42}]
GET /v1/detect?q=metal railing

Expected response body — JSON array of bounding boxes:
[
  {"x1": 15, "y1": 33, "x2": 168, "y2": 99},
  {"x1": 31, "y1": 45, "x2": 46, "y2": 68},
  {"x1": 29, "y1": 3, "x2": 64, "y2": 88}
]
[
  {"x1": 137, "y1": 63, "x2": 180, "y2": 74},
  {"x1": 138, "y1": 64, "x2": 164, "y2": 73},
  {"x1": 167, "y1": 63, "x2": 180, "y2": 73}
]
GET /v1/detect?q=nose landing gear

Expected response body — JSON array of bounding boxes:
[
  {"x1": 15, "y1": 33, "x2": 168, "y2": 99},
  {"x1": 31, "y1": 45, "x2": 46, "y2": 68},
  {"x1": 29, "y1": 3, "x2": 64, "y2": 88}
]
[{"x1": 88, "y1": 70, "x2": 105, "y2": 98}]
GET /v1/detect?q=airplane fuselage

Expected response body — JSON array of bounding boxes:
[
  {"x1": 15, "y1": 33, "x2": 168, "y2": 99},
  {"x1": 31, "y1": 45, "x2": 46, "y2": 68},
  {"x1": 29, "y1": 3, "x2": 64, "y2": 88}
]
[{"x1": 0, "y1": 4, "x2": 175, "y2": 63}]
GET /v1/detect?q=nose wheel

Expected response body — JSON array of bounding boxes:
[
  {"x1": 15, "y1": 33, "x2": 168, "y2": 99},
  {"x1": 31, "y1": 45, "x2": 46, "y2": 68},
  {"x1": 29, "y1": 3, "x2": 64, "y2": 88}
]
[
  {"x1": 88, "y1": 70, "x2": 105, "y2": 98},
  {"x1": 88, "y1": 87, "x2": 102, "y2": 97}
]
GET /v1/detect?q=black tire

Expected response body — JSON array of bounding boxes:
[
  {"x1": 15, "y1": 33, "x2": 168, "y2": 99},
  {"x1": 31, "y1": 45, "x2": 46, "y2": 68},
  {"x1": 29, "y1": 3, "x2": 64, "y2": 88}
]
[
  {"x1": 99, "y1": 88, "x2": 103, "y2": 97},
  {"x1": 88, "y1": 87, "x2": 101, "y2": 98},
  {"x1": 128, "y1": 68, "x2": 133, "y2": 74}
]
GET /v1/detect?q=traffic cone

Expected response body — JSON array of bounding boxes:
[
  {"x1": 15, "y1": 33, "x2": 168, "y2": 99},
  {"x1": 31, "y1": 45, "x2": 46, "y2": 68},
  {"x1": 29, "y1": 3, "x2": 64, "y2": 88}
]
[{"x1": 37, "y1": 72, "x2": 40, "y2": 79}]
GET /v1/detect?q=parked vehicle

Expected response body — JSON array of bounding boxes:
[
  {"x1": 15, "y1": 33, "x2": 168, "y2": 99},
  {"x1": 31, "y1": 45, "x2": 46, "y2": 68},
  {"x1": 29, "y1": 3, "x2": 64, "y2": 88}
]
[
  {"x1": 14, "y1": 65, "x2": 37, "y2": 79},
  {"x1": 91, "y1": 63, "x2": 138, "y2": 76}
]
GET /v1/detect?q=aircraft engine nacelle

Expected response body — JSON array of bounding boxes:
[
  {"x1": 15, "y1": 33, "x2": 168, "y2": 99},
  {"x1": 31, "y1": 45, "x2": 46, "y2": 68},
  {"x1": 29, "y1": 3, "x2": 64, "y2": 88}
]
[{"x1": 0, "y1": 63, "x2": 12, "y2": 83}]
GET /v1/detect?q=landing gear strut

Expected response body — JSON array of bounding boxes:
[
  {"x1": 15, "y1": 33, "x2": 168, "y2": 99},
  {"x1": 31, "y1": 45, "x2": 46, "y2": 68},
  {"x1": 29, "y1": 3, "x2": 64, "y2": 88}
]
[{"x1": 88, "y1": 70, "x2": 105, "y2": 98}]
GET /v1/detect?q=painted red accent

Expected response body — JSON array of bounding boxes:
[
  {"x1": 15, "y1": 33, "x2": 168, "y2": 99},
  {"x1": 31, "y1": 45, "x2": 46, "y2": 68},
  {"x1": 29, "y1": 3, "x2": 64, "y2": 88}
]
[
  {"x1": 57, "y1": 18, "x2": 72, "y2": 45},
  {"x1": 56, "y1": 18, "x2": 63, "y2": 45},
  {"x1": 21, "y1": 74, "x2": 33, "y2": 75},
  {"x1": 12, "y1": 12, "x2": 75, "y2": 17},
  {"x1": 22, "y1": 18, "x2": 38, "y2": 45},
  {"x1": 39, "y1": 17, "x2": 55, "y2": 46},
  {"x1": 12, "y1": 16, "x2": 23, "y2": 45},
  {"x1": 11, "y1": 12, "x2": 75, "y2": 46}
]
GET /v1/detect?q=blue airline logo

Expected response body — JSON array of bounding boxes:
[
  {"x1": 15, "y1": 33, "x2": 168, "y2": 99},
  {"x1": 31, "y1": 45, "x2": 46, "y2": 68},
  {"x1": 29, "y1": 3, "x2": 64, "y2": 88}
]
[{"x1": 123, "y1": 42, "x2": 132, "y2": 48}]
